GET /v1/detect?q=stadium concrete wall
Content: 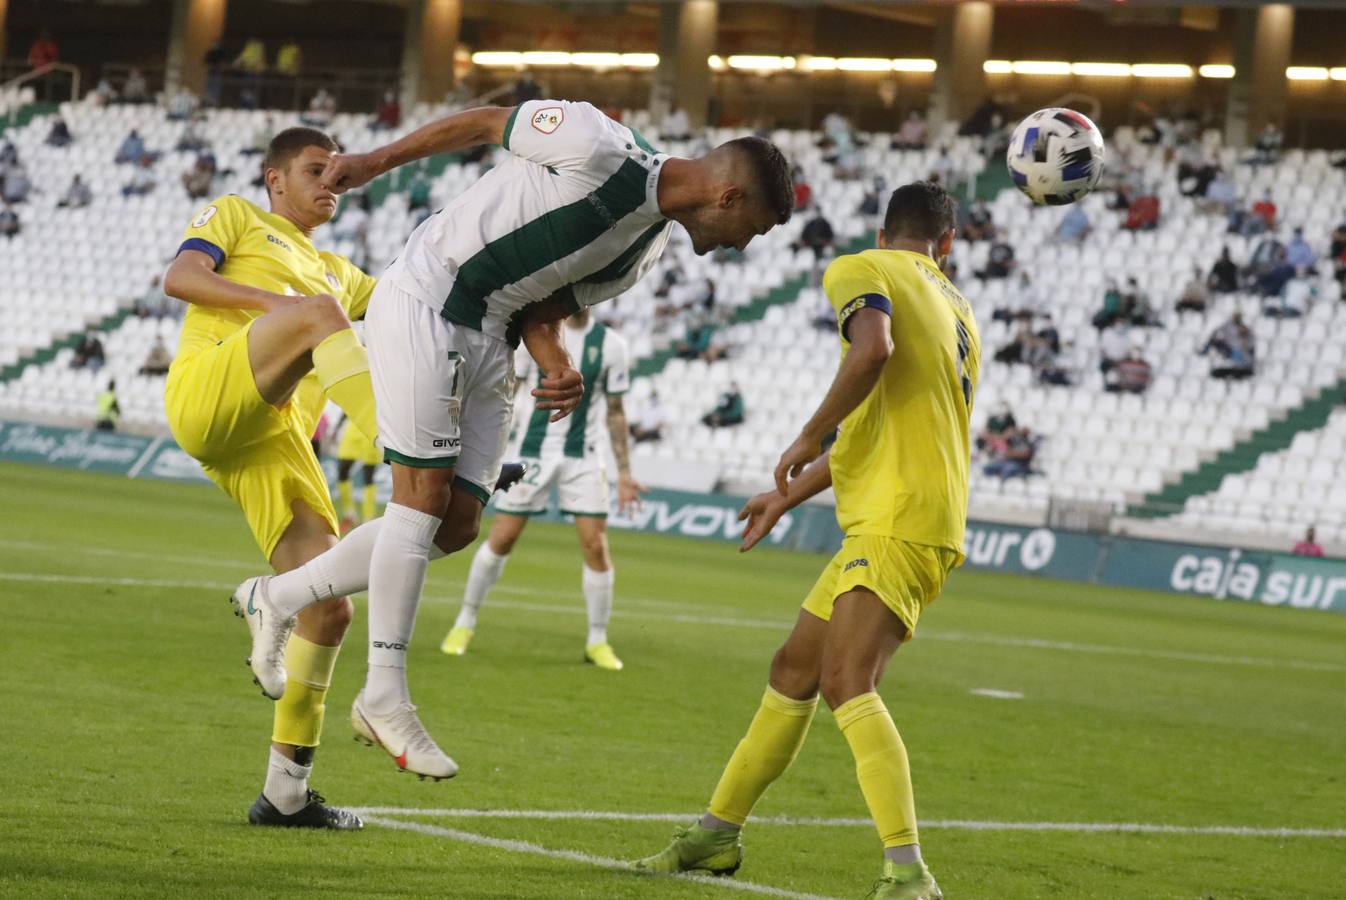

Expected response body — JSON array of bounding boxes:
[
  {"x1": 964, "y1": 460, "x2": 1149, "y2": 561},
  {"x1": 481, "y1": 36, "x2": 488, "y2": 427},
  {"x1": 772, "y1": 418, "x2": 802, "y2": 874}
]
[{"x1": 4, "y1": 418, "x2": 1343, "y2": 615}]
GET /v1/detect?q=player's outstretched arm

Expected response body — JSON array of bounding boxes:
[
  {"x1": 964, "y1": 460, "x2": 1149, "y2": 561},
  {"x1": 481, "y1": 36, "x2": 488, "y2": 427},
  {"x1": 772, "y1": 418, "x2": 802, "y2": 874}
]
[
  {"x1": 605, "y1": 395, "x2": 648, "y2": 513},
  {"x1": 739, "y1": 452, "x2": 832, "y2": 553},
  {"x1": 774, "y1": 306, "x2": 892, "y2": 495},
  {"x1": 163, "y1": 250, "x2": 298, "y2": 312},
  {"x1": 519, "y1": 315, "x2": 583, "y2": 423},
  {"x1": 320, "y1": 106, "x2": 514, "y2": 193}
]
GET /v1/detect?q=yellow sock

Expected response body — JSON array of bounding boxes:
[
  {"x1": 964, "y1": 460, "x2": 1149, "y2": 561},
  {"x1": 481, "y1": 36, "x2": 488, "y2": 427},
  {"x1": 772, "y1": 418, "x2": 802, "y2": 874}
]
[
  {"x1": 338, "y1": 479, "x2": 355, "y2": 518},
  {"x1": 707, "y1": 686, "x2": 817, "y2": 826},
  {"x1": 834, "y1": 692, "x2": 919, "y2": 847},
  {"x1": 272, "y1": 634, "x2": 341, "y2": 748},
  {"x1": 362, "y1": 483, "x2": 377, "y2": 522},
  {"x1": 312, "y1": 329, "x2": 378, "y2": 445}
]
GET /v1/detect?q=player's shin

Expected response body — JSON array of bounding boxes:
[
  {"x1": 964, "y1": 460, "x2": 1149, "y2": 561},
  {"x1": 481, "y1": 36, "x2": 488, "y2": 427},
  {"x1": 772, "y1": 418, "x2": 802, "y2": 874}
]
[
  {"x1": 364, "y1": 503, "x2": 440, "y2": 712},
  {"x1": 454, "y1": 541, "x2": 508, "y2": 631},
  {"x1": 361, "y1": 483, "x2": 377, "y2": 522},
  {"x1": 313, "y1": 328, "x2": 379, "y2": 444},
  {"x1": 834, "y1": 692, "x2": 920, "y2": 852},
  {"x1": 705, "y1": 686, "x2": 818, "y2": 828},
  {"x1": 582, "y1": 564, "x2": 613, "y2": 647},
  {"x1": 266, "y1": 635, "x2": 341, "y2": 813}
]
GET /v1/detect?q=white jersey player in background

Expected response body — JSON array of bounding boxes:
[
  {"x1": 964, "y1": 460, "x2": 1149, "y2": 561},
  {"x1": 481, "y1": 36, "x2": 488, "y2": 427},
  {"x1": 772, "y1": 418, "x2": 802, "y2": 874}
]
[
  {"x1": 230, "y1": 98, "x2": 795, "y2": 780},
  {"x1": 441, "y1": 308, "x2": 644, "y2": 670}
]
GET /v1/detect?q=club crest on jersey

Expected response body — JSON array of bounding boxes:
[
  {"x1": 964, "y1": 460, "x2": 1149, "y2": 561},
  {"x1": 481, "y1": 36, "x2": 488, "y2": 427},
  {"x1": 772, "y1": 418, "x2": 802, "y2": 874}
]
[
  {"x1": 192, "y1": 205, "x2": 217, "y2": 228},
  {"x1": 587, "y1": 346, "x2": 599, "y2": 363},
  {"x1": 531, "y1": 107, "x2": 564, "y2": 135}
]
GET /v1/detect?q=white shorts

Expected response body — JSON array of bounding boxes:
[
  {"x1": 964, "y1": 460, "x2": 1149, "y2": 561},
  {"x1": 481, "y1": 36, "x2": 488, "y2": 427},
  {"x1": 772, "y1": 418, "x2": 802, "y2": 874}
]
[
  {"x1": 494, "y1": 456, "x2": 611, "y2": 517},
  {"x1": 365, "y1": 280, "x2": 515, "y2": 504}
]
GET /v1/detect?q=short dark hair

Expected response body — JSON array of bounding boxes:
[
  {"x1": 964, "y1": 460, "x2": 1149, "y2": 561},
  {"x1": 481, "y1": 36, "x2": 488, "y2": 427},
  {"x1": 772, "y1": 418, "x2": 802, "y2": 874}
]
[
  {"x1": 882, "y1": 180, "x2": 957, "y2": 244},
  {"x1": 724, "y1": 136, "x2": 794, "y2": 225},
  {"x1": 263, "y1": 126, "x2": 339, "y2": 183}
]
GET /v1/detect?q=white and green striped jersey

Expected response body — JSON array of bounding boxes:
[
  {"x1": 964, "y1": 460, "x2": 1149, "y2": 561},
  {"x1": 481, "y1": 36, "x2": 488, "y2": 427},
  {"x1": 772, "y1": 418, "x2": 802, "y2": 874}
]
[
  {"x1": 512, "y1": 319, "x2": 630, "y2": 460},
  {"x1": 383, "y1": 99, "x2": 673, "y2": 346}
]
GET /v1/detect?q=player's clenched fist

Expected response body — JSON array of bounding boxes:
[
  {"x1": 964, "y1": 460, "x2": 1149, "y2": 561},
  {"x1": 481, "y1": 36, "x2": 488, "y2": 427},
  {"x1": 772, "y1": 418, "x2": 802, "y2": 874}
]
[
  {"x1": 320, "y1": 152, "x2": 382, "y2": 194},
  {"x1": 532, "y1": 366, "x2": 584, "y2": 422}
]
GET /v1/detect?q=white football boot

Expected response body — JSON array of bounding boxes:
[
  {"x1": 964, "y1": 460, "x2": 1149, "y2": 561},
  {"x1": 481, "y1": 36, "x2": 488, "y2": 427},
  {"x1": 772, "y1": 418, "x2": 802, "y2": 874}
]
[
  {"x1": 229, "y1": 576, "x2": 295, "y2": 700},
  {"x1": 351, "y1": 692, "x2": 459, "y2": 781}
]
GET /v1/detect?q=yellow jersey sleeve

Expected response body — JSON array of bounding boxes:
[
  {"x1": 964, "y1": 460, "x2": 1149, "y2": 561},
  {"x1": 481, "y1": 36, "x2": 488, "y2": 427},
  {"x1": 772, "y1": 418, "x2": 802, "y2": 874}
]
[
  {"x1": 823, "y1": 253, "x2": 893, "y2": 342},
  {"x1": 178, "y1": 195, "x2": 249, "y2": 270},
  {"x1": 322, "y1": 252, "x2": 378, "y2": 320}
]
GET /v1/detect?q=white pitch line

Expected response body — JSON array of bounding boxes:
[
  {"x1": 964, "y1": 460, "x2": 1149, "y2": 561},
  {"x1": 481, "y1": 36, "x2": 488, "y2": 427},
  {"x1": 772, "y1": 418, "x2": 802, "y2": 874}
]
[
  {"x1": 3, "y1": 567, "x2": 1343, "y2": 675},
  {"x1": 355, "y1": 807, "x2": 1346, "y2": 839},
  {"x1": 361, "y1": 815, "x2": 839, "y2": 900},
  {"x1": 968, "y1": 688, "x2": 1024, "y2": 700}
]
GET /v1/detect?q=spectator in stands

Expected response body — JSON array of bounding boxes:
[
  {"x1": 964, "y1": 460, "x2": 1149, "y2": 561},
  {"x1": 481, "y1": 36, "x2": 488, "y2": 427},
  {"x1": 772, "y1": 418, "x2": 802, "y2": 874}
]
[
  {"x1": 1253, "y1": 245, "x2": 1295, "y2": 298},
  {"x1": 27, "y1": 29, "x2": 59, "y2": 70},
  {"x1": 994, "y1": 321, "x2": 1034, "y2": 364},
  {"x1": 95, "y1": 381, "x2": 120, "y2": 431},
  {"x1": 791, "y1": 165, "x2": 812, "y2": 212},
  {"x1": 1251, "y1": 123, "x2": 1283, "y2": 165},
  {"x1": 1267, "y1": 271, "x2": 1312, "y2": 319},
  {"x1": 121, "y1": 68, "x2": 150, "y2": 104},
  {"x1": 1331, "y1": 215, "x2": 1346, "y2": 262},
  {"x1": 858, "y1": 176, "x2": 886, "y2": 217},
  {"x1": 1176, "y1": 266, "x2": 1210, "y2": 314},
  {"x1": 276, "y1": 39, "x2": 302, "y2": 78},
  {"x1": 793, "y1": 207, "x2": 835, "y2": 260},
  {"x1": 1202, "y1": 312, "x2": 1255, "y2": 379},
  {"x1": 174, "y1": 116, "x2": 210, "y2": 153},
  {"x1": 121, "y1": 157, "x2": 157, "y2": 197},
  {"x1": 1056, "y1": 204, "x2": 1091, "y2": 243},
  {"x1": 165, "y1": 87, "x2": 199, "y2": 121},
  {"x1": 1124, "y1": 189, "x2": 1161, "y2": 231},
  {"x1": 631, "y1": 392, "x2": 666, "y2": 443},
  {"x1": 676, "y1": 323, "x2": 722, "y2": 362},
  {"x1": 1292, "y1": 526, "x2": 1324, "y2": 557},
  {"x1": 1285, "y1": 227, "x2": 1316, "y2": 274},
  {"x1": 977, "y1": 404, "x2": 1016, "y2": 453},
  {"x1": 90, "y1": 77, "x2": 117, "y2": 106},
  {"x1": 72, "y1": 330, "x2": 106, "y2": 371},
  {"x1": 1027, "y1": 336, "x2": 1071, "y2": 386},
  {"x1": 0, "y1": 201, "x2": 19, "y2": 239},
  {"x1": 371, "y1": 90, "x2": 401, "y2": 131},
  {"x1": 890, "y1": 109, "x2": 927, "y2": 150},
  {"x1": 302, "y1": 89, "x2": 336, "y2": 127},
  {"x1": 1176, "y1": 139, "x2": 1217, "y2": 197},
  {"x1": 1125, "y1": 277, "x2": 1160, "y2": 326},
  {"x1": 929, "y1": 146, "x2": 955, "y2": 186},
  {"x1": 203, "y1": 41, "x2": 227, "y2": 106},
  {"x1": 1209, "y1": 246, "x2": 1240, "y2": 293},
  {"x1": 994, "y1": 272, "x2": 1039, "y2": 323},
  {"x1": 2, "y1": 163, "x2": 32, "y2": 204},
  {"x1": 1036, "y1": 313, "x2": 1061, "y2": 354},
  {"x1": 241, "y1": 116, "x2": 273, "y2": 156},
  {"x1": 1251, "y1": 189, "x2": 1277, "y2": 232},
  {"x1": 233, "y1": 37, "x2": 267, "y2": 108},
  {"x1": 1107, "y1": 347, "x2": 1152, "y2": 394},
  {"x1": 702, "y1": 384, "x2": 745, "y2": 428},
  {"x1": 660, "y1": 107, "x2": 691, "y2": 142},
  {"x1": 114, "y1": 129, "x2": 150, "y2": 165},
  {"x1": 512, "y1": 70, "x2": 542, "y2": 105},
  {"x1": 44, "y1": 116, "x2": 73, "y2": 147},
  {"x1": 1098, "y1": 322, "x2": 1130, "y2": 374},
  {"x1": 1198, "y1": 168, "x2": 1237, "y2": 216},
  {"x1": 58, "y1": 174, "x2": 92, "y2": 209},
  {"x1": 1093, "y1": 280, "x2": 1125, "y2": 330},
  {"x1": 977, "y1": 240, "x2": 1015, "y2": 280},
  {"x1": 0, "y1": 139, "x2": 17, "y2": 169},
  {"x1": 134, "y1": 274, "x2": 177, "y2": 319},
  {"x1": 181, "y1": 154, "x2": 215, "y2": 200},
  {"x1": 983, "y1": 426, "x2": 1036, "y2": 478},
  {"x1": 962, "y1": 199, "x2": 995, "y2": 242},
  {"x1": 139, "y1": 337, "x2": 174, "y2": 376}
]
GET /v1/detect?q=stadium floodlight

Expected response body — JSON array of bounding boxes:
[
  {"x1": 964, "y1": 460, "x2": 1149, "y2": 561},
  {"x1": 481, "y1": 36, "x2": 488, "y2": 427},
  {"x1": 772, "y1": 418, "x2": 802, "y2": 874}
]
[
  {"x1": 835, "y1": 58, "x2": 893, "y2": 72},
  {"x1": 1012, "y1": 61, "x2": 1072, "y2": 76},
  {"x1": 1331, "y1": 67, "x2": 1346, "y2": 81},
  {"x1": 802, "y1": 56, "x2": 839, "y2": 71},
  {"x1": 708, "y1": 55, "x2": 726, "y2": 70},
  {"x1": 521, "y1": 51, "x2": 572, "y2": 67},
  {"x1": 890, "y1": 58, "x2": 937, "y2": 73},
  {"x1": 727, "y1": 55, "x2": 796, "y2": 71},
  {"x1": 620, "y1": 53, "x2": 660, "y2": 69},
  {"x1": 1199, "y1": 64, "x2": 1236, "y2": 79},
  {"x1": 1071, "y1": 62, "x2": 1131, "y2": 77},
  {"x1": 983, "y1": 60, "x2": 1013, "y2": 74},
  {"x1": 471, "y1": 51, "x2": 524, "y2": 67},
  {"x1": 1131, "y1": 64, "x2": 1194, "y2": 78},
  {"x1": 570, "y1": 53, "x2": 622, "y2": 69},
  {"x1": 1286, "y1": 67, "x2": 1329, "y2": 81}
]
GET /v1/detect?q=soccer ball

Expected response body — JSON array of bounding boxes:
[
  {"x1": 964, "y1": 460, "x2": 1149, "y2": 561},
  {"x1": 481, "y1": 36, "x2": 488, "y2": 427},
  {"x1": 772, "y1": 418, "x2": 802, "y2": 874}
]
[{"x1": 1006, "y1": 108, "x2": 1106, "y2": 206}]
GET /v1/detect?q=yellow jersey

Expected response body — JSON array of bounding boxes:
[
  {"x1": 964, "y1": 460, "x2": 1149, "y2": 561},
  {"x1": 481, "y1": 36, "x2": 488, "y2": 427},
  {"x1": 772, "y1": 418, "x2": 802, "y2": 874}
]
[
  {"x1": 823, "y1": 249, "x2": 980, "y2": 559},
  {"x1": 176, "y1": 194, "x2": 376, "y2": 360}
]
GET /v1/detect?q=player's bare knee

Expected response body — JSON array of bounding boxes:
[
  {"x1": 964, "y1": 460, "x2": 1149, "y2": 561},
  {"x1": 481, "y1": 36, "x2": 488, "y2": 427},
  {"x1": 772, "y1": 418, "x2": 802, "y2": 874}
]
[
  {"x1": 434, "y1": 516, "x2": 480, "y2": 555},
  {"x1": 317, "y1": 596, "x2": 355, "y2": 634},
  {"x1": 302, "y1": 292, "x2": 352, "y2": 341},
  {"x1": 769, "y1": 643, "x2": 819, "y2": 700},
  {"x1": 819, "y1": 658, "x2": 871, "y2": 710}
]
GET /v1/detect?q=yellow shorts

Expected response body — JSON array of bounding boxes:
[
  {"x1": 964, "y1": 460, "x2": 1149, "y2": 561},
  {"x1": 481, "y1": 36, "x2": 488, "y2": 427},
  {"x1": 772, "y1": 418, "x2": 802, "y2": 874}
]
[
  {"x1": 336, "y1": 421, "x2": 382, "y2": 467},
  {"x1": 802, "y1": 535, "x2": 959, "y2": 640},
  {"x1": 165, "y1": 322, "x2": 339, "y2": 560}
]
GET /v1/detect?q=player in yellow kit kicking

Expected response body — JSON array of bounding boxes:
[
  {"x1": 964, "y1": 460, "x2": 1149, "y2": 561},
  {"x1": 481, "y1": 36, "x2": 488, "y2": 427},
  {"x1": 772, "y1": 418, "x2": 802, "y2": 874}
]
[
  {"x1": 162, "y1": 127, "x2": 380, "y2": 830},
  {"x1": 634, "y1": 182, "x2": 978, "y2": 900},
  {"x1": 335, "y1": 416, "x2": 383, "y2": 532}
]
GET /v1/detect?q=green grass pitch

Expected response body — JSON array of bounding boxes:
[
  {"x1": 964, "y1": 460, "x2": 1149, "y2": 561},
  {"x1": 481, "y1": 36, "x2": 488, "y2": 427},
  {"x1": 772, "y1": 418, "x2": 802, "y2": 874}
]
[{"x1": 1, "y1": 460, "x2": 1343, "y2": 899}]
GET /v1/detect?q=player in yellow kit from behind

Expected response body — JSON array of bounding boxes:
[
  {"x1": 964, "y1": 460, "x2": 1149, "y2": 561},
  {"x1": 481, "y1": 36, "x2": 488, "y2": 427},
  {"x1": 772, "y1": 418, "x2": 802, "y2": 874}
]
[
  {"x1": 162, "y1": 127, "x2": 381, "y2": 830},
  {"x1": 335, "y1": 416, "x2": 383, "y2": 531},
  {"x1": 634, "y1": 182, "x2": 978, "y2": 899}
]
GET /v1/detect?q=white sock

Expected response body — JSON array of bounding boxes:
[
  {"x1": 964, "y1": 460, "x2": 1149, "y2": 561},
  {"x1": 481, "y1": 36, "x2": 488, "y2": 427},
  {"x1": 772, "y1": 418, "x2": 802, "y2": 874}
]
[
  {"x1": 455, "y1": 542, "x2": 508, "y2": 630},
  {"x1": 266, "y1": 520, "x2": 450, "y2": 619},
  {"x1": 583, "y1": 564, "x2": 614, "y2": 647},
  {"x1": 263, "y1": 746, "x2": 311, "y2": 815},
  {"x1": 884, "y1": 844, "x2": 922, "y2": 865},
  {"x1": 364, "y1": 503, "x2": 441, "y2": 713}
]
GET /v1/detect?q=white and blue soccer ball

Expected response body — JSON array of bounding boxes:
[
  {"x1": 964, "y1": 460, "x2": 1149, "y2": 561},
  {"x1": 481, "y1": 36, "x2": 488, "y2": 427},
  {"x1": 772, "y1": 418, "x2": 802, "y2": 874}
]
[{"x1": 1006, "y1": 108, "x2": 1106, "y2": 206}]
